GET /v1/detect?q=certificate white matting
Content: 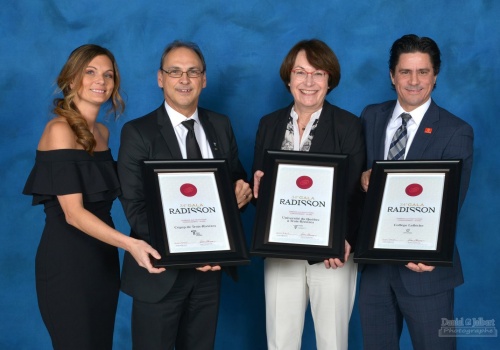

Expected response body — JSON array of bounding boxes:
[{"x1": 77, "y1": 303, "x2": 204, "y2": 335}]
[
  {"x1": 158, "y1": 172, "x2": 230, "y2": 253},
  {"x1": 374, "y1": 173, "x2": 445, "y2": 250},
  {"x1": 268, "y1": 164, "x2": 333, "y2": 246}
]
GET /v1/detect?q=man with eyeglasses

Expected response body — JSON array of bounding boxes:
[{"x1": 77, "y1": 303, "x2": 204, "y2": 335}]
[{"x1": 117, "y1": 40, "x2": 252, "y2": 350}]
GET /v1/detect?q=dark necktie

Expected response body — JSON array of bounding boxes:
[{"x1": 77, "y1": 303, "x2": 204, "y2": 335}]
[
  {"x1": 182, "y1": 119, "x2": 203, "y2": 159},
  {"x1": 387, "y1": 113, "x2": 412, "y2": 160}
]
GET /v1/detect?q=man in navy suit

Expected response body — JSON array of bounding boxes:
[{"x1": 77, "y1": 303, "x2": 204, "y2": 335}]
[
  {"x1": 359, "y1": 34, "x2": 474, "y2": 349},
  {"x1": 117, "y1": 40, "x2": 252, "y2": 350}
]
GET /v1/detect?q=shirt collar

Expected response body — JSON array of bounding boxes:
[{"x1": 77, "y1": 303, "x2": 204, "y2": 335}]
[
  {"x1": 164, "y1": 101, "x2": 200, "y2": 127},
  {"x1": 290, "y1": 106, "x2": 322, "y2": 123},
  {"x1": 392, "y1": 98, "x2": 432, "y2": 127}
]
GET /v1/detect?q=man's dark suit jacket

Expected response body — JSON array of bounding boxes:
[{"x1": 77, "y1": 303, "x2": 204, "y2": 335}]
[
  {"x1": 117, "y1": 103, "x2": 247, "y2": 303},
  {"x1": 252, "y1": 101, "x2": 366, "y2": 248},
  {"x1": 360, "y1": 99, "x2": 474, "y2": 296}
]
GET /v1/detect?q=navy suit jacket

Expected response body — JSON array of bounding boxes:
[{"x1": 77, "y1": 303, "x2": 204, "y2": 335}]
[
  {"x1": 252, "y1": 101, "x2": 366, "y2": 248},
  {"x1": 360, "y1": 99, "x2": 474, "y2": 296},
  {"x1": 118, "y1": 103, "x2": 247, "y2": 303}
]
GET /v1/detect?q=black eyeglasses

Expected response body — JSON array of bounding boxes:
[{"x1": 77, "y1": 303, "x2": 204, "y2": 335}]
[{"x1": 160, "y1": 68, "x2": 205, "y2": 78}]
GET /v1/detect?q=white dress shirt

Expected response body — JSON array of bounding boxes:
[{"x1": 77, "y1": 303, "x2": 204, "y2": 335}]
[
  {"x1": 164, "y1": 102, "x2": 214, "y2": 159},
  {"x1": 384, "y1": 98, "x2": 432, "y2": 160}
]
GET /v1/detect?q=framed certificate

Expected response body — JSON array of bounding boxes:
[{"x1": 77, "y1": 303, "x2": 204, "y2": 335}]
[
  {"x1": 142, "y1": 159, "x2": 250, "y2": 268},
  {"x1": 354, "y1": 160, "x2": 462, "y2": 266},
  {"x1": 251, "y1": 150, "x2": 348, "y2": 261}
]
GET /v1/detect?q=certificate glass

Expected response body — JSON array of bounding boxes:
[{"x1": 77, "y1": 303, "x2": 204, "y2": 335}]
[
  {"x1": 251, "y1": 150, "x2": 348, "y2": 261},
  {"x1": 143, "y1": 159, "x2": 250, "y2": 268},
  {"x1": 158, "y1": 172, "x2": 230, "y2": 253},
  {"x1": 354, "y1": 160, "x2": 462, "y2": 266},
  {"x1": 374, "y1": 173, "x2": 444, "y2": 250},
  {"x1": 268, "y1": 164, "x2": 334, "y2": 246}
]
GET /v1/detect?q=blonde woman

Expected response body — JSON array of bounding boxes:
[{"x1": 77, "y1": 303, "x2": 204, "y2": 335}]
[{"x1": 23, "y1": 44, "x2": 164, "y2": 350}]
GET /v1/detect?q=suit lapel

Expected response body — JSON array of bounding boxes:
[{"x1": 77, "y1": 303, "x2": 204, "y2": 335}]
[
  {"x1": 375, "y1": 102, "x2": 395, "y2": 160},
  {"x1": 406, "y1": 101, "x2": 440, "y2": 160},
  {"x1": 198, "y1": 109, "x2": 222, "y2": 157},
  {"x1": 309, "y1": 102, "x2": 333, "y2": 153},
  {"x1": 270, "y1": 105, "x2": 292, "y2": 150},
  {"x1": 157, "y1": 104, "x2": 183, "y2": 159},
  {"x1": 270, "y1": 102, "x2": 335, "y2": 153}
]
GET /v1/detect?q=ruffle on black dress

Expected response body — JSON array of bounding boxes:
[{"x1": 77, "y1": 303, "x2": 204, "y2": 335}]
[{"x1": 23, "y1": 149, "x2": 121, "y2": 205}]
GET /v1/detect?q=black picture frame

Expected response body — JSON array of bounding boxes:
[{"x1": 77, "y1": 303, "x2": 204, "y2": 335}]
[
  {"x1": 354, "y1": 160, "x2": 462, "y2": 266},
  {"x1": 142, "y1": 159, "x2": 250, "y2": 268},
  {"x1": 251, "y1": 150, "x2": 348, "y2": 261}
]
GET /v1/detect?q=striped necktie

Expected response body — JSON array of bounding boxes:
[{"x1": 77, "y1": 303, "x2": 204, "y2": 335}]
[{"x1": 387, "y1": 113, "x2": 412, "y2": 160}]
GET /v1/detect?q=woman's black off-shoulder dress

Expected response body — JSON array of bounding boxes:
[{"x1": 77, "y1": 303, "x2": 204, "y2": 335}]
[{"x1": 23, "y1": 149, "x2": 121, "y2": 350}]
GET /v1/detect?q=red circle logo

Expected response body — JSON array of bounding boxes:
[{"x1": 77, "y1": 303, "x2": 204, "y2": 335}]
[
  {"x1": 405, "y1": 183, "x2": 423, "y2": 196},
  {"x1": 296, "y1": 176, "x2": 313, "y2": 189},
  {"x1": 180, "y1": 183, "x2": 197, "y2": 197}
]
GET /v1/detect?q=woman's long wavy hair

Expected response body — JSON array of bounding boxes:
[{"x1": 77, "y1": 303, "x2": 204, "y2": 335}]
[{"x1": 53, "y1": 44, "x2": 125, "y2": 154}]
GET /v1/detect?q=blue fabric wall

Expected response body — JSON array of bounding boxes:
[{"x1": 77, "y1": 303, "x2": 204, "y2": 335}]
[{"x1": 2, "y1": 0, "x2": 499, "y2": 348}]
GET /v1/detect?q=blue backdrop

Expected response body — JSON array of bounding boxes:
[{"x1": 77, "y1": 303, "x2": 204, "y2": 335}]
[{"x1": 2, "y1": 0, "x2": 499, "y2": 349}]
